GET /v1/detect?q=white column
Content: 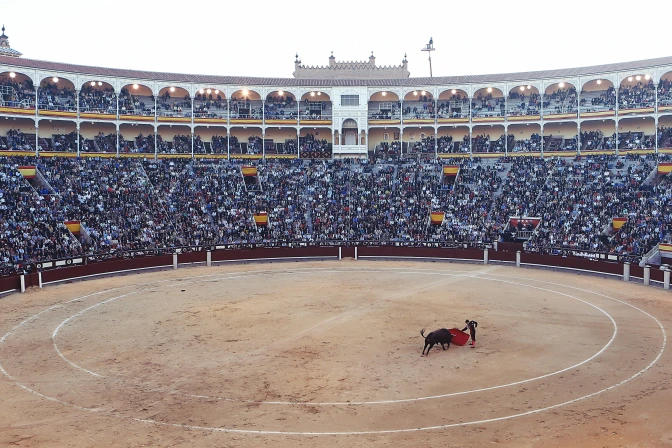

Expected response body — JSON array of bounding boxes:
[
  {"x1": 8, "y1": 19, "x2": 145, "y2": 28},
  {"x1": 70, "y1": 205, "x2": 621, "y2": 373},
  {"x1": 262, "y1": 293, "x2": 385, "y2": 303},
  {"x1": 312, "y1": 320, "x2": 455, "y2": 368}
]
[
  {"x1": 664, "y1": 268, "x2": 670, "y2": 290},
  {"x1": 34, "y1": 123, "x2": 39, "y2": 156},
  {"x1": 207, "y1": 251, "x2": 212, "y2": 267},
  {"x1": 644, "y1": 265, "x2": 651, "y2": 286},
  {"x1": 173, "y1": 253, "x2": 178, "y2": 270},
  {"x1": 38, "y1": 271, "x2": 43, "y2": 288},
  {"x1": 516, "y1": 250, "x2": 521, "y2": 267},
  {"x1": 483, "y1": 248, "x2": 489, "y2": 265},
  {"x1": 354, "y1": 246, "x2": 358, "y2": 261},
  {"x1": 339, "y1": 246, "x2": 342, "y2": 260},
  {"x1": 623, "y1": 262, "x2": 630, "y2": 282},
  {"x1": 76, "y1": 122, "x2": 80, "y2": 156},
  {"x1": 20, "y1": 274, "x2": 26, "y2": 293}
]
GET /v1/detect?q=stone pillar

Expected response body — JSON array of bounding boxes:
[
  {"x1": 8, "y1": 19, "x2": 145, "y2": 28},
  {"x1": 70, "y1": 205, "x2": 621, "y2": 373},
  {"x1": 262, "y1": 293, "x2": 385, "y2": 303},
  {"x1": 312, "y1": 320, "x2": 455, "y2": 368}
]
[
  {"x1": 644, "y1": 265, "x2": 651, "y2": 286},
  {"x1": 483, "y1": 248, "x2": 489, "y2": 265},
  {"x1": 623, "y1": 262, "x2": 630, "y2": 282},
  {"x1": 664, "y1": 268, "x2": 670, "y2": 290},
  {"x1": 207, "y1": 251, "x2": 212, "y2": 267},
  {"x1": 38, "y1": 271, "x2": 43, "y2": 288},
  {"x1": 173, "y1": 253, "x2": 178, "y2": 270},
  {"x1": 20, "y1": 274, "x2": 26, "y2": 293},
  {"x1": 516, "y1": 250, "x2": 521, "y2": 267}
]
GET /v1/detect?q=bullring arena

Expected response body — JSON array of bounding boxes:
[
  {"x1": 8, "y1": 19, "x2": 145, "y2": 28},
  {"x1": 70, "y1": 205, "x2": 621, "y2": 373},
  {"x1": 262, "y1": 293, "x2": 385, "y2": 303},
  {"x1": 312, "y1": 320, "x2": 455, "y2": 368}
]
[
  {"x1": 0, "y1": 257, "x2": 670, "y2": 448},
  {"x1": 3, "y1": 20, "x2": 672, "y2": 447}
]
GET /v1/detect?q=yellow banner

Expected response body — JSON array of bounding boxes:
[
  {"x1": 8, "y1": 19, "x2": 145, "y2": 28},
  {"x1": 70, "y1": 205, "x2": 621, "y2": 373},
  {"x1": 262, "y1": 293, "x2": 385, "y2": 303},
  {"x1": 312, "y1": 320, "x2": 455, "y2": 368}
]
[
  {"x1": 659, "y1": 243, "x2": 672, "y2": 253},
  {"x1": 119, "y1": 114, "x2": 155, "y2": 122}
]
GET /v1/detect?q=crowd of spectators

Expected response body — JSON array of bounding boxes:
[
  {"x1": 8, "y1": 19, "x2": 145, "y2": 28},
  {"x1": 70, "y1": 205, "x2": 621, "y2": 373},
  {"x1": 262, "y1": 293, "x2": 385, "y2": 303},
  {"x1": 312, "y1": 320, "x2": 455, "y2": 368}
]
[
  {"x1": 2, "y1": 152, "x2": 672, "y2": 273},
  {"x1": 2, "y1": 129, "x2": 34, "y2": 151},
  {"x1": 659, "y1": 79, "x2": 672, "y2": 106},
  {"x1": 507, "y1": 91, "x2": 541, "y2": 116},
  {"x1": 52, "y1": 132, "x2": 81, "y2": 152},
  {"x1": 619, "y1": 80, "x2": 656, "y2": 109},
  {"x1": 37, "y1": 83, "x2": 76, "y2": 111},
  {"x1": 0, "y1": 156, "x2": 82, "y2": 272},
  {"x1": 0, "y1": 77, "x2": 35, "y2": 108},
  {"x1": 580, "y1": 86, "x2": 616, "y2": 112},
  {"x1": 264, "y1": 95, "x2": 297, "y2": 120},
  {"x1": 119, "y1": 88, "x2": 154, "y2": 116},
  {"x1": 544, "y1": 87, "x2": 578, "y2": 114},
  {"x1": 79, "y1": 86, "x2": 116, "y2": 114}
]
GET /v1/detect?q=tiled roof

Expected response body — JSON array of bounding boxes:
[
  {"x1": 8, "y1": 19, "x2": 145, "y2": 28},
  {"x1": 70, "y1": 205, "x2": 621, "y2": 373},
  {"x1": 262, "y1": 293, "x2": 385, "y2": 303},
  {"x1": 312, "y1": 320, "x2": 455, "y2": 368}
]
[
  {"x1": 0, "y1": 47, "x2": 22, "y2": 57},
  {"x1": 1, "y1": 55, "x2": 672, "y2": 86}
]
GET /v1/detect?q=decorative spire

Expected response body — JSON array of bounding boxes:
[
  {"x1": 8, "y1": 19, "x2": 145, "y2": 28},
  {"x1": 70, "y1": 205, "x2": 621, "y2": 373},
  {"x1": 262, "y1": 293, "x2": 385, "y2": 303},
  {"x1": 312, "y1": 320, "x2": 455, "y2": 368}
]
[
  {"x1": 0, "y1": 24, "x2": 21, "y2": 57},
  {"x1": 403, "y1": 53, "x2": 408, "y2": 63},
  {"x1": 295, "y1": 53, "x2": 299, "y2": 62},
  {"x1": 329, "y1": 51, "x2": 335, "y2": 59}
]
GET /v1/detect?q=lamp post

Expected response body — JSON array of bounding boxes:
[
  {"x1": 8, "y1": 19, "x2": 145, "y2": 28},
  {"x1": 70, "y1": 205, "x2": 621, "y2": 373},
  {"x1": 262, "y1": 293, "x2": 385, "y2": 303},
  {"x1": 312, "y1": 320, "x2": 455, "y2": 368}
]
[{"x1": 421, "y1": 37, "x2": 435, "y2": 78}]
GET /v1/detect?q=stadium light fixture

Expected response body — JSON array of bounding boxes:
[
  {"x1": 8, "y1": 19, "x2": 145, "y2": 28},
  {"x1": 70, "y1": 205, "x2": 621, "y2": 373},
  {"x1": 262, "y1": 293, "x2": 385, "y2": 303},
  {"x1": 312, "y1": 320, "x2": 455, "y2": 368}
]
[
  {"x1": 199, "y1": 89, "x2": 204, "y2": 94},
  {"x1": 519, "y1": 86, "x2": 525, "y2": 91},
  {"x1": 645, "y1": 74, "x2": 651, "y2": 80},
  {"x1": 310, "y1": 91, "x2": 315, "y2": 97},
  {"x1": 413, "y1": 91, "x2": 418, "y2": 96},
  {"x1": 91, "y1": 81, "x2": 96, "y2": 86},
  {"x1": 636, "y1": 75, "x2": 641, "y2": 81},
  {"x1": 170, "y1": 86, "x2": 176, "y2": 93},
  {"x1": 9, "y1": 72, "x2": 15, "y2": 78},
  {"x1": 597, "y1": 79, "x2": 602, "y2": 85},
  {"x1": 98, "y1": 82, "x2": 102, "y2": 86},
  {"x1": 133, "y1": 84, "x2": 139, "y2": 90},
  {"x1": 52, "y1": 77, "x2": 59, "y2": 83},
  {"x1": 381, "y1": 91, "x2": 387, "y2": 96},
  {"x1": 214, "y1": 90, "x2": 219, "y2": 94},
  {"x1": 421, "y1": 90, "x2": 426, "y2": 95},
  {"x1": 487, "y1": 87, "x2": 492, "y2": 93},
  {"x1": 206, "y1": 89, "x2": 212, "y2": 94},
  {"x1": 628, "y1": 77, "x2": 633, "y2": 82},
  {"x1": 527, "y1": 85, "x2": 531, "y2": 89},
  {"x1": 243, "y1": 89, "x2": 249, "y2": 96},
  {"x1": 317, "y1": 92, "x2": 321, "y2": 96},
  {"x1": 451, "y1": 89, "x2": 456, "y2": 94},
  {"x1": 559, "y1": 82, "x2": 565, "y2": 88},
  {"x1": 278, "y1": 90, "x2": 284, "y2": 96}
]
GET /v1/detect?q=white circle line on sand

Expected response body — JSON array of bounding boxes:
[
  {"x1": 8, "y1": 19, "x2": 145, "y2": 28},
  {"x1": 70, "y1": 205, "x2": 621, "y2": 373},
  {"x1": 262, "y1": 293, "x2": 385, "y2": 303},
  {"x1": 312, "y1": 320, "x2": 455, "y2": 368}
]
[
  {"x1": 51, "y1": 268, "x2": 616, "y2": 406},
  {"x1": 0, "y1": 266, "x2": 666, "y2": 435}
]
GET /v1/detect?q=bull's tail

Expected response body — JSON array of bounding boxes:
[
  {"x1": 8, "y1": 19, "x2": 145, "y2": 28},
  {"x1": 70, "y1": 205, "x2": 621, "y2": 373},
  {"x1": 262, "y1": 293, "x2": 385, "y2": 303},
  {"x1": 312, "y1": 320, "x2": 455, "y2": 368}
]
[{"x1": 420, "y1": 328, "x2": 426, "y2": 338}]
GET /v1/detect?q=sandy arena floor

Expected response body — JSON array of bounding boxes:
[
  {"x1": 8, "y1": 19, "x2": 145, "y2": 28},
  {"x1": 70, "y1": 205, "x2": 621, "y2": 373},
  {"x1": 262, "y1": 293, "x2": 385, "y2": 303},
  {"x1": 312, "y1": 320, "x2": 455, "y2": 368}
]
[{"x1": 0, "y1": 260, "x2": 670, "y2": 447}]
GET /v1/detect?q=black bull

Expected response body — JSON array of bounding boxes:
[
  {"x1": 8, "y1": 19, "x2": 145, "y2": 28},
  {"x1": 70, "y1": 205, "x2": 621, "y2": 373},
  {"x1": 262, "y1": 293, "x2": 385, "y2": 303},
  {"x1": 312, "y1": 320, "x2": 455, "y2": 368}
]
[{"x1": 420, "y1": 328, "x2": 453, "y2": 356}]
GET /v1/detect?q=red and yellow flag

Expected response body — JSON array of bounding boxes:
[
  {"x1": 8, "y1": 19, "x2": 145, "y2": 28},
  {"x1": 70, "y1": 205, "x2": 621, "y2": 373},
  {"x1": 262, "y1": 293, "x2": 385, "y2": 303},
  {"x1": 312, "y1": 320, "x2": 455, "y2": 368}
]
[
  {"x1": 443, "y1": 166, "x2": 459, "y2": 176},
  {"x1": 658, "y1": 163, "x2": 672, "y2": 174},
  {"x1": 64, "y1": 220, "x2": 81, "y2": 234},
  {"x1": 254, "y1": 212, "x2": 268, "y2": 226},
  {"x1": 612, "y1": 217, "x2": 627, "y2": 230},
  {"x1": 430, "y1": 212, "x2": 445, "y2": 225},
  {"x1": 18, "y1": 166, "x2": 36, "y2": 178},
  {"x1": 241, "y1": 166, "x2": 257, "y2": 177},
  {"x1": 659, "y1": 243, "x2": 672, "y2": 254}
]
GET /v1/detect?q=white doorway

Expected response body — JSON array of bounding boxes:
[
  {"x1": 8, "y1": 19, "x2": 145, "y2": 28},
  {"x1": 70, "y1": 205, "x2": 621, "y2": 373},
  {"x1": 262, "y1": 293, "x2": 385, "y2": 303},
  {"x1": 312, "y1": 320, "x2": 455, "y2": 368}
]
[{"x1": 345, "y1": 131, "x2": 356, "y2": 145}]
